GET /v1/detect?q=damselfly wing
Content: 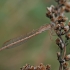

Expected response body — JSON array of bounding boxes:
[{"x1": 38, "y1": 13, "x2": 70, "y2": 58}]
[{"x1": 0, "y1": 24, "x2": 51, "y2": 51}]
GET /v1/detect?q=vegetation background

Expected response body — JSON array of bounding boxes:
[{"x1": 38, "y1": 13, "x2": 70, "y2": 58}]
[{"x1": 0, "y1": 0, "x2": 70, "y2": 70}]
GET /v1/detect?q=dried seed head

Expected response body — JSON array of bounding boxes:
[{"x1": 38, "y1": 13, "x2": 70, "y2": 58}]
[
  {"x1": 57, "y1": 52, "x2": 60, "y2": 57},
  {"x1": 60, "y1": 22, "x2": 65, "y2": 29},
  {"x1": 37, "y1": 66, "x2": 40, "y2": 70},
  {"x1": 58, "y1": 16, "x2": 63, "y2": 22},
  {"x1": 46, "y1": 64, "x2": 51, "y2": 70},
  {"x1": 39, "y1": 63, "x2": 46, "y2": 70},
  {"x1": 65, "y1": 7, "x2": 70, "y2": 12},
  {"x1": 54, "y1": 24, "x2": 61, "y2": 30},
  {"x1": 56, "y1": 30, "x2": 61, "y2": 36},
  {"x1": 47, "y1": 5, "x2": 54, "y2": 12},
  {"x1": 51, "y1": 18, "x2": 56, "y2": 22},
  {"x1": 68, "y1": 21, "x2": 70, "y2": 27},
  {"x1": 56, "y1": 38, "x2": 64, "y2": 49},
  {"x1": 64, "y1": 25, "x2": 69, "y2": 32},
  {"x1": 63, "y1": 62, "x2": 68, "y2": 69},
  {"x1": 47, "y1": 7, "x2": 52, "y2": 12},
  {"x1": 66, "y1": 68, "x2": 70, "y2": 70},
  {"x1": 25, "y1": 64, "x2": 28, "y2": 67},
  {"x1": 34, "y1": 66, "x2": 37, "y2": 70},
  {"x1": 31, "y1": 66, "x2": 34, "y2": 70},
  {"x1": 65, "y1": 2, "x2": 70, "y2": 12},
  {"x1": 40, "y1": 63, "x2": 43, "y2": 66},
  {"x1": 46, "y1": 12, "x2": 53, "y2": 19},
  {"x1": 64, "y1": 54, "x2": 70, "y2": 61},
  {"x1": 60, "y1": 6, "x2": 65, "y2": 13},
  {"x1": 56, "y1": 38, "x2": 61, "y2": 45},
  {"x1": 59, "y1": 0, "x2": 66, "y2": 5},
  {"x1": 58, "y1": 16, "x2": 68, "y2": 23},
  {"x1": 63, "y1": 17, "x2": 68, "y2": 22},
  {"x1": 65, "y1": 33, "x2": 70, "y2": 40},
  {"x1": 57, "y1": 52, "x2": 60, "y2": 59}
]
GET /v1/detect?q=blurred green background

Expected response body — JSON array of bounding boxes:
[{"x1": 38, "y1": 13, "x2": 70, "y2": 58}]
[{"x1": 0, "y1": 0, "x2": 70, "y2": 70}]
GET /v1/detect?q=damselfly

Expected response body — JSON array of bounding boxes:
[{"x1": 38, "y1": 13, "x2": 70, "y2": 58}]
[
  {"x1": 0, "y1": 24, "x2": 52, "y2": 51},
  {"x1": 0, "y1": 1, "x2": 64, "y2": 51}
]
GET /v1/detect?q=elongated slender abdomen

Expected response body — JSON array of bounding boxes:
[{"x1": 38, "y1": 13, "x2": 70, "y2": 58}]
[{"x1": 0, "y1": 24, "x2": 51, "y2": 51}]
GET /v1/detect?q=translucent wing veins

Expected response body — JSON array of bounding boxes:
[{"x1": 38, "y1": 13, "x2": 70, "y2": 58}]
[{"x1": 0, "y1": 24, "x2": 51, "y2": 51}]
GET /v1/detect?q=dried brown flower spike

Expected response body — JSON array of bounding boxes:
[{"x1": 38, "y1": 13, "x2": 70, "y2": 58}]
[{"x1": 20, "y1": 64, "x2": 51, "y2": 70}]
